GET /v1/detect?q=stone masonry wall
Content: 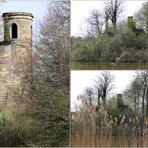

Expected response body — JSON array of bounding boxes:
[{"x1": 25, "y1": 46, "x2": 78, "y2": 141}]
[
  {"x1": 0, "y1": 43, "x2": 11, "y2": 106},
  {"x1": 0, "y1": 12, "x2": 33, "y2": 114}
]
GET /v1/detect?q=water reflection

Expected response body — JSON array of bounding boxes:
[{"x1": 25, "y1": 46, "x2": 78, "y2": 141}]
[{"x1": 71, "y1": 62, "x2": 148, "y2": 70}]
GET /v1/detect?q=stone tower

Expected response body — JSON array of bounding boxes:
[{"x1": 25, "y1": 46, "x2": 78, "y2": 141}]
[
  {"x1": 127, "y1": 16, "x2": 135, "y2": 31},
  {"x1": 0, "y1": 12, "x2": 33, "y2": 113}
]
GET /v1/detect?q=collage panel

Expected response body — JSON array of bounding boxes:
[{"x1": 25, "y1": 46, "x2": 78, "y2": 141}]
[
  {"x1": 0, "y1": 0, "x2": 70, "y2": 147},
  {"x1": 71, "y1": 70, "x2": 148, "y2": 147},
  {"x1": 71, "y1": 0, "x2": 148, "y2": 70}
]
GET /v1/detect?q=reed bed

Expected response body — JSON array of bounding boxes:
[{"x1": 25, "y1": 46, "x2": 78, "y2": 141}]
[{"x1": 71, "y1": 106, "x2": 148, "y2": 147}]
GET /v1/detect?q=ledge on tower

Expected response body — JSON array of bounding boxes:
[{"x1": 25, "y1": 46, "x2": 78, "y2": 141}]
[{"x1": 2, "y1": 12, "x2": 33, "y2": 18}]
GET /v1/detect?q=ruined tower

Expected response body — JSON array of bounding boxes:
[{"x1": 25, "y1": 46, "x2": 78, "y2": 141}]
[
  {"x1": 127, "y1": 16, "x2": 135, "y2": 31},
  {"x1": 0, "y1": 12, "x2": 33, "y2": 113}
]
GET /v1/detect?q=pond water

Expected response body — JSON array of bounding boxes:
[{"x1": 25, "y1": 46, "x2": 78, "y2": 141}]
[{"x1": 71, "y1": 62, "x2": 148, "y2": 70}]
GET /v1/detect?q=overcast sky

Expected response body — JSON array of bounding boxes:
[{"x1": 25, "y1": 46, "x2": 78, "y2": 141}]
[
  {"x1": 71, "y1": 71, "x2": 136, "y2": 111},
  {"x1": 71, "y1": 0, "x2": 146, "y2": 36}
]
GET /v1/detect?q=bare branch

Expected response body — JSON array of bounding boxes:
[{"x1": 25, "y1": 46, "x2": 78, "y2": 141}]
[
  {"x1": 86, "y1": 9, "x2": 104, "y2": 36},
  {"x1": 105, "y1": 0, "x2": 124, "y2": 32},
  {"x1": 94, "y1": 72, "x2": 114, "y2": 107}
]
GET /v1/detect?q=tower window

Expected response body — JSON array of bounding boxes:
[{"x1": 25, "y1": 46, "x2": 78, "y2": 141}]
[{"x1": 12, "y1": 23, "x2": 17, "y2": 39}]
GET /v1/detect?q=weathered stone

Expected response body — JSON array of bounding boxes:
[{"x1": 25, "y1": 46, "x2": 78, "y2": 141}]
[{"x1": 0, "y1": 12, "x2": 33, "y2": 114}]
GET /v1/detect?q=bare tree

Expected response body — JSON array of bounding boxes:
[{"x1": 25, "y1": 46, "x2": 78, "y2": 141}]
[
  {"x1": 136, "y1": 71, "x2": 148, "y2": 120},
  {"x1": 124, "y1": 71, "x2": 148, "y2": 123},
  {"x1": 124, "y1": 78, "x2": 141, "y2": 114},
  {"x1": 105, "y1": 0, "x2": 124, "y2": 33},
  {"x1": 135, "y1": 1, "x2": 148, "y2": 34},
  {"x1": 94, "y1": 72, "x2": 114, "y2": 107},
  {"x1": 30, "y1": 1, "x2": 70, "y2": 146},
  {"x1": 84, "y1": 87, "x2": 94, "y2": 107},
  {"x1": 105, "y1": 10, "x2": 109, "y2": 32},
  {"x1": 86, "y1": 9, "x2": 104, "y2": 36}
]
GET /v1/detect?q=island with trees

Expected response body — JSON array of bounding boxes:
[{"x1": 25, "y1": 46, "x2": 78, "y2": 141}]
[{"x1": 71, "y1": 0, "x2": 148, "y2": 70}]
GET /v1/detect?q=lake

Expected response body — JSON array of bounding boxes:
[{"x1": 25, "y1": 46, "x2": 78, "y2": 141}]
[{"x1": 71, "y1": 61, "x2": 148, "y2": 70}]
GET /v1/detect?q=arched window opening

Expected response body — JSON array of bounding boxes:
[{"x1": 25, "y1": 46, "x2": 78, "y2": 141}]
[{"x1": 12, "y1": 23, "x2": 17, "y2": 39}]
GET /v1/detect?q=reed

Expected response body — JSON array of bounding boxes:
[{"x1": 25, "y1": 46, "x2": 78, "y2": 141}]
[{"x1": 71, "y1": 105, "x2": 148, "y2": 147}]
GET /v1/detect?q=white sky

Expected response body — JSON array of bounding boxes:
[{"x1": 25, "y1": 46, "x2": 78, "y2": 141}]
[
  {"x1": 71, "y1": 0, "x2": 146, "y2": 36},
  {"x1": 71, "y1": 70, "x2": 136, "y2": 111}
]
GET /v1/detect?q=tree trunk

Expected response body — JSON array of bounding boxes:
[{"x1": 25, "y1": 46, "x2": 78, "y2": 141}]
[
  {"x1": 105, "y1": 15, "x2": 109, "y2": 33},
  {"x1": 134, "y1": 95, "x2": 137, "y2": 114},
  {"x1": 145, "y1": 87, "x2": 148, "y2": 117},
  {"x1": 112, "y1": 15, "x2": 117, "y2": 33},
  {"x1": 137, "y1": 93, "x2": 140, "y2": 113},
  {"x1": 96, "y1": 20, "x2": 101, "y2": 35},
  {"x1": 146, "y1": 100, "x2": 148, "y2": 118},
  {"x1": 89, "y1": 94, "x2": 92, "y2": 107},
  {"x1": 102, "y1": 94, "x2": 106, "y2": 107},
  {"x1": 97, "y1": 91, "x2": 100, "y2": 108},
  {"x1": 113, "y1": 22, "x2": 117, "y2": 33},
  {"x1": 146, "y1": 18, "x2": 148, "y2": 34},
  {"x1": 142, "y1": 94, "x2": 145, "y2": 123}
]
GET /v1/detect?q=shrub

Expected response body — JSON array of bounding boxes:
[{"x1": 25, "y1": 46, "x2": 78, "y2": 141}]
[
  {"x1": 0, "y1": 113, "x2": 12, "y2": 126},
  {"x1": 0, "y1": 111, "x2": 31, "y2": 147},
  {"x1": 0, "y1": 126, "x2": 30, "y2": 147},
  {"x1": 72, "y1": 30, "x2": 148, "y2": 62},
  {"x1": 72, "y1": 46, "x2": 94, "y2": 61},
  {"x1": 122, "y1": 30, "x2": 136, "y2": 48},
  {"x1": 107, "y1": 96, "x2": 135, "y2": 118}
]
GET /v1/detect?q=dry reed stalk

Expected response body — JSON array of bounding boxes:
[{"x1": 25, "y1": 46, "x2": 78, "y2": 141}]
[{"x1": 71, "y1": 107, "x2": 148, "y2": 147}]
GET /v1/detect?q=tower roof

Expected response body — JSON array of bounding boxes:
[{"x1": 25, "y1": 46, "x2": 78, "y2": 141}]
[{"x1": 2, "y1": 12, "x2": 33, "y2": 18}]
